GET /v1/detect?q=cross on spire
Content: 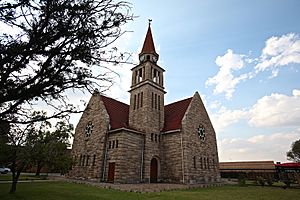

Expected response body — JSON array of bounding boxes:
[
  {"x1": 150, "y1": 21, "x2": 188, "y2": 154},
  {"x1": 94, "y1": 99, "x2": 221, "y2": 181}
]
[{"x1": 148, "y1": 19, "x2": 152, "y2": 26}]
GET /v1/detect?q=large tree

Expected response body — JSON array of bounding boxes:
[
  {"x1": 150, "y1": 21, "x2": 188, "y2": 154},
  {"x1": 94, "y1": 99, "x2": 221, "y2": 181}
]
[
  {"x1": 287, "y1": 139, "x2": 300, "y2": 163},
  {"x1": 28, "y1": 120, "x2": 73, "y2": 176},
  {"x1": 0, "y1": 0, "x2": 134, "y2": 124}
]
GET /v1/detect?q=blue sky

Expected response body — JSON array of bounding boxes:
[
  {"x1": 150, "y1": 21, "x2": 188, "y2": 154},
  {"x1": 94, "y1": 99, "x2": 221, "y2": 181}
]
[{"x1": 71, "y1": 0, "x2": 300, "y2": 162}]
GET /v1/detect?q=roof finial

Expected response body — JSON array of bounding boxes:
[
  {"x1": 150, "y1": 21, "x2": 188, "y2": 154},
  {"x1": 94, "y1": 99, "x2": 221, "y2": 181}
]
[{"x1": 148, "y1": 19, "x2": 152, "y2": 26}]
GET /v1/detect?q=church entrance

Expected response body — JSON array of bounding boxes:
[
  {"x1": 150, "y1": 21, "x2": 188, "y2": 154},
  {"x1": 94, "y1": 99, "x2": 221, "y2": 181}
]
[
  {"x1": 150, "y1": 158, "x2": 158, "y2": 183},
  {"x1": 107, "y1": 162, "x2": 115, "y2": 183}
]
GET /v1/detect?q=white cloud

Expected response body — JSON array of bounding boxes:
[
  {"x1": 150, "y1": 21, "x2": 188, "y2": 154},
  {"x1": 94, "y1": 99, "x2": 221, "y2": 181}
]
[
  {"x1": 210, "y1": 106, "x2": 247, "y2": 133},
  {"x1": 249, "y1": 89, "x2": 300, "y2": 127},
  {"x1": 207, "y1": 33, "x2": 300, "y2": 99},
  {"x1": 218, "y1": 129, "x2": 300, "y2": 162},
  {"x1": 255, "y1": 33, "x2": 300, "y2": 76},
  {"x1": 104, "y1": 63, "x2": 132, "y2": 103},
  {"x1": 206, "y1": 49, "x2": 248, "y2": 99},
  {"x1": 209, "y1": 89, "x2": 300, "y2": 132}
]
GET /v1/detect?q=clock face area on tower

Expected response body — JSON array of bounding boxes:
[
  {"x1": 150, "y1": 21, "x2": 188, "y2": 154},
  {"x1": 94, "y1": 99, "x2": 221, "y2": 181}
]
[{"x1": 139, "y1": 54, "x2": 158, "y2": 64}]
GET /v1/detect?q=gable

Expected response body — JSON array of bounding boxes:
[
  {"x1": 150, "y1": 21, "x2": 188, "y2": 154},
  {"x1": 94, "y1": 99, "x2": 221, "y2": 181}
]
[
  {"x1": 100, "y1": 95, "x2": 129, "y2": 130},
  {"x1": 163, "y1": 97, "x2": 192, "y2": 132}
]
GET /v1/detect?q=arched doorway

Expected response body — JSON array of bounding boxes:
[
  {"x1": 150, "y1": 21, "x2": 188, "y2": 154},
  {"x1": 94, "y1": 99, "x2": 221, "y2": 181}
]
[{"x1": 150, "y1": 158, "x2": 158, "y2": 183}]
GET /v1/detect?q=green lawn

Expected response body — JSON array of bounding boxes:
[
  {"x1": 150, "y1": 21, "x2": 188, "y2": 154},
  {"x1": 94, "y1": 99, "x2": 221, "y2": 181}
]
[
  {"x1": 0, "y1": 182, "x2": 299, "y2": 200},
  {"x1": 0, "y1": 174, "x2": 47, "y2": 181}
]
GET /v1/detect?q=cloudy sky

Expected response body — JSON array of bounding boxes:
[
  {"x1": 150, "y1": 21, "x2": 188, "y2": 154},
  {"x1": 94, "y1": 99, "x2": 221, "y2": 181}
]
[{"x1": 71, "y1": 0, "x2": 300, "y2": 163}]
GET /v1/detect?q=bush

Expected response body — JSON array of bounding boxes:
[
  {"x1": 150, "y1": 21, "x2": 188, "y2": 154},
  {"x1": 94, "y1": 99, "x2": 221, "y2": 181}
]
[
  {"x1": 238, "y1": 174, "x2": 246, "y2": 186},
  {"x1": 256, "y1": 176, "x2": 265, "y2": 187},
  {"x1": 283, "y1": 180, "x2": 291, "y2": 188},
  {"x1": 266, "y1": 178, "x2": 274, "y2": 186}
]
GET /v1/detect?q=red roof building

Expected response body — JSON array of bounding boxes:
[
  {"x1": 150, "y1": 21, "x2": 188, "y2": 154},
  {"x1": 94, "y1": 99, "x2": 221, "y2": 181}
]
[{"x1": 70, "y1": 23, "x2": 220, "y2": 185}]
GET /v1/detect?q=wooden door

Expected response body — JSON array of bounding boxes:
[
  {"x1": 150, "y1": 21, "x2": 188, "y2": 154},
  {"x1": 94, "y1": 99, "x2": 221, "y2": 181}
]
[
  {"x1": 107, "y1": 162, "x2": 115, "y2": 183},
  {"x1": 150, "y1": 158, "x2": 158, "y2": 183}
]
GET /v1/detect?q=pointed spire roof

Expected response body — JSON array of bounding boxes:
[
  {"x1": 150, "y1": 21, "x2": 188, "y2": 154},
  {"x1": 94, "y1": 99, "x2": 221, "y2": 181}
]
[{"x1": 140, "y1": 22, "x2": 157, "y2": 55}]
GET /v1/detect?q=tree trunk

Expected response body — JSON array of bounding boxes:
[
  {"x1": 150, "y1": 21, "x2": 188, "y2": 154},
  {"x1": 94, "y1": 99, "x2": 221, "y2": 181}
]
[
  {"x1": 9, "y1": 170, "x2": 21, "y2": 194},
  {"x1": 9, "y1": 150, "x2": 18, "y2": 194},
  {"x1": 9, "y1": 159, "x2": 24, "y2": 194},
  {"x1": 9, "y1": 177, "x2": 17, "y2": 194},
  {"x1": 35, "y1": 162, "x2": 43, "y2": 176}
]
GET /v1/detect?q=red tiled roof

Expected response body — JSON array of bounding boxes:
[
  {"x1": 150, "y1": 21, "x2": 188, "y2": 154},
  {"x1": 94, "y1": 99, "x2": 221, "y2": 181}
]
[
  {"x1": 141, "y1": 25, "x2": 157, "y2": 54},
  {"x1": 275, "y1": 162, "x2": 300, "y2": 168},
  {"x1": 100, "y1": 95, "x2": 129, "y2": 130},
  {"x1": 163, "y1": 97, "x2": 193, "y2": 132},
  {"x1": 101, "y1": 95, "x2": 192, "y2": 132}
]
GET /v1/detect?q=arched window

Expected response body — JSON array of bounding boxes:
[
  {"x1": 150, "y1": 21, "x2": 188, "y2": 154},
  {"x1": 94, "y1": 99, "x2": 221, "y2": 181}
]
[
  {"x1": 82, "y1": 155, "x2": 86, "y2": 166},
  {"x1": 86, "y1": 155, "x2": 90, "y2": 166},
  {"x1": 92, "y1": 155, "x2": 96, "y2": 166},
  {"x1": 141, "y1": 92, "x2": 143, "y2": 107},
  {"x1": 193, "y1": 156, "x2": 196, "y2": 169},
  {"x1": 207, "y1": 157, "x2": 210, "y2": 169},
  {"x1": 134, "y1": 95, "x2": 136, "y2": 110},
  {"x1": 200, "y1": 157, "x2": 203, "y2": 169}
]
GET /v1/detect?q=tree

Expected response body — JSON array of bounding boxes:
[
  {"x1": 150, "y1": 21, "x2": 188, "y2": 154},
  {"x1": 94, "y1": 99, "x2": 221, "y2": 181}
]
[
  {"x1": 0, "y1": 0, "x2": 134, "y2": 124},
  {"x1": 0, "y1": 121, "x2": 41, "y2": 194},
  {"x1": 28, "y1": 121, "x2": 73, "y2": 176},
  {"x1": 0, "y1": 116, "x2": 73, "y2": 194},
  {"x1": 287, "y1": 139, "x2": 300, "y2": 162}
]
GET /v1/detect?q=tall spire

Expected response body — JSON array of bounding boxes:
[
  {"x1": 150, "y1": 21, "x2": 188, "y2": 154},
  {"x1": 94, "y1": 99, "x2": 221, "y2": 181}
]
[{"x1": 140, "y1": 19, "x2": 157, "y2": 55}]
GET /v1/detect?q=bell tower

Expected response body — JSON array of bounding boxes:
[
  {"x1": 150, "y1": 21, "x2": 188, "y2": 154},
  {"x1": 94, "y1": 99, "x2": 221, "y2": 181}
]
[{"x1": 129, "y1": 22, "x2": 165, "y2": 133}]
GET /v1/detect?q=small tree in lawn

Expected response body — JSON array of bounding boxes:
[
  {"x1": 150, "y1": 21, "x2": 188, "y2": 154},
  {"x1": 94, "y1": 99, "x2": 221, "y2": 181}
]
[
  {"x1": 0, "y1": 115, "x2": 73, "y2": 194},
  {"x1": 0, "y1": 116, "x2": 48, "y2": 194}
]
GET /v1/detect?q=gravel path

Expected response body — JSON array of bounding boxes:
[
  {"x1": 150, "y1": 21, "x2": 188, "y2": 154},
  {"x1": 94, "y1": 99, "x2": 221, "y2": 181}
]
[{"x1": 50, "y1": 176, "x2": 223, "y2": 192}]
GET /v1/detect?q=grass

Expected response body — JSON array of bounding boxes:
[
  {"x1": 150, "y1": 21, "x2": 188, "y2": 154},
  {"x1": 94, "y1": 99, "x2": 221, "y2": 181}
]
[
  {"x1": 0, "y1": 174, "x2": 48, "y2": 181},
  {"x1": 0, "y1": 182, "x2": 300, "y2": 200}
]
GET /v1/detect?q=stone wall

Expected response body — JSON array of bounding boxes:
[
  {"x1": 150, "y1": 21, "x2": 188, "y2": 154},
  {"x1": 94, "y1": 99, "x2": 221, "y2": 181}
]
[
  {"x1": 143, "y1": 130, "x2": 161, "y2": 183},
  {"x1": 129, "y1": 61, "x2": 165, "y2": 133},
  {"x1": 104, "y1": 130, "x2": 144, "y2": 183},
  {"x1": 68, "y1": 93, "x2": 109, "y2": 180},
  {"x1": 160, "y1": 131, "x2": 183, "y2": 183},
  {"x1": 181, "y1": 92, "x2": 220, "y2": 184}
]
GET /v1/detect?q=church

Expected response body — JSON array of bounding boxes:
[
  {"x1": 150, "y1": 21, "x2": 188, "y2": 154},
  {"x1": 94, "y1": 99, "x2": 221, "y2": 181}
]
[{"x1": 68, "y1": 24, "x2": 220, "y2": 184}]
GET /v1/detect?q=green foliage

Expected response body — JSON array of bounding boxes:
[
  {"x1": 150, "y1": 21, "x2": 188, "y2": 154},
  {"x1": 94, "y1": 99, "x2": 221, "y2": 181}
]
[
  {"x1": 283, "y1": 180, "x2": 291, "y2": 188},
  {"x1": 28, "y1": 121, "x2": 73, "y2": 175},
  {"x1": 1, "y1": 182, "x2": 300, "y2": 200},
  {"x1": 287, "y1": 139, "x2": 300, "y2": 162},
  {"x1": 0, "y1": 118, "x2": 73, "y2": 193},
  {"x1": 256, "y1": 176, "x2": 265, "y2": 187},
  {"x1": 238, "y1": 174, "x2": 246, "y2": 186},
  {"x1": 266, "y1": 178, "x2": 274, "y2": 186}
]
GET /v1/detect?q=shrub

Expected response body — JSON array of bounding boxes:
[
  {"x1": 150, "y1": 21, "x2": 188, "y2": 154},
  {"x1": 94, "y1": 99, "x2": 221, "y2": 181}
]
[
  {"x1": 256, "y1": 176, "x2": 265, "y2": 187},
  {"x1": 266, "y1": 178, "x2": 274, "y2": 186},
  {"x1": 238, "y1": 174, "x2": 246, "y2": 186}
]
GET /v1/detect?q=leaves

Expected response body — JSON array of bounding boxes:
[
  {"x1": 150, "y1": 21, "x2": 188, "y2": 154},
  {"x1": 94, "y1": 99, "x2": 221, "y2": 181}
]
[{"x1": 287, "y1": 139, "x2": 300, "y2": 162}]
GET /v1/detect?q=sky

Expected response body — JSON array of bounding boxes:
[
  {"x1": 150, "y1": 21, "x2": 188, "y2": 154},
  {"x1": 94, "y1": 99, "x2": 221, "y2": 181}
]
[{"x1": 71, "y1": 0, "x2": 300, "y2": 163}]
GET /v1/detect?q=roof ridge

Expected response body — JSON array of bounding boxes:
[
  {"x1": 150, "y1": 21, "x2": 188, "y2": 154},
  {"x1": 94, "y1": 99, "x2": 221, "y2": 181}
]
[
  {"x1": 165, "y1": 97, "x2": 193, "y2": 107},
  {"x1": 100, "y1": 94, "x2": 129, "y2": 106}
]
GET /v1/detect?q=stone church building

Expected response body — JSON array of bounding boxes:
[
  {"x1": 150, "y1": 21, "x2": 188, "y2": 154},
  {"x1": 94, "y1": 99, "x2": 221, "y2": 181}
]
[{"x1": 69, "y1": 24, "x2": 220, "y2": 184}]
